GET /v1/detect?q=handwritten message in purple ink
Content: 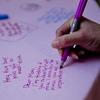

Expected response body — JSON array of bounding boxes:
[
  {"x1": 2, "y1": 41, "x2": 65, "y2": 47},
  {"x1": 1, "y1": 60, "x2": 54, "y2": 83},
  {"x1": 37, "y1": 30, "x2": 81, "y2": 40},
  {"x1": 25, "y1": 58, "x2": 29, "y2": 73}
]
[
  {"x1": 23, "y1": 59, "x2": 64, "y2": 91},
  {"x1": 2, "y1": 55, "x2": 23, "y2": 83},
  {"x1": 0, "y1": 20, "x2": 38, "y2": 42}
]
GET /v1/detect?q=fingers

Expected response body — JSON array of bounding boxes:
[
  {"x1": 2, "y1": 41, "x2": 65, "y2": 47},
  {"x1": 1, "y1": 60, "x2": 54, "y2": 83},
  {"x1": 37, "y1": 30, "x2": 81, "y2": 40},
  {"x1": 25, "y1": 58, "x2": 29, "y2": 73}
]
[
  {"x1": 56, "y1": 17, "x2": 73, "y2": 37},
  {"x1": 54, "y1": 17, "x2": 74, "y2": 55},
  {"x1": 52, "y1": 16, "x2": 100, "y2": 58},
  {"x1": 58, "y1": 49, "x2": 62, "y2": 55},
  {"x1": 52, "y1": 30, "x2": 84, "y2": 49}
]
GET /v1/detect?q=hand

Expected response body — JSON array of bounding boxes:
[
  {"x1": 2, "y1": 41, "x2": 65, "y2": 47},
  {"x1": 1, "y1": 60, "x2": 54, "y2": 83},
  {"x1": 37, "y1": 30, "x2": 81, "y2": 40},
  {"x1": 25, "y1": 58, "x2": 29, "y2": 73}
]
[{"x1": 52, "y1": 17, "x2": 100, "y2": 56}]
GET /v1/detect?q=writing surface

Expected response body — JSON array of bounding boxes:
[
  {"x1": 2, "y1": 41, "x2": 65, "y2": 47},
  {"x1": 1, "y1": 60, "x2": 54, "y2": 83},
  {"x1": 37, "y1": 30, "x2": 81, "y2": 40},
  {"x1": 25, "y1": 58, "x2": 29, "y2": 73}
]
[{"x1": 0, "y1": 0, "x2": 100, "y2": 100}]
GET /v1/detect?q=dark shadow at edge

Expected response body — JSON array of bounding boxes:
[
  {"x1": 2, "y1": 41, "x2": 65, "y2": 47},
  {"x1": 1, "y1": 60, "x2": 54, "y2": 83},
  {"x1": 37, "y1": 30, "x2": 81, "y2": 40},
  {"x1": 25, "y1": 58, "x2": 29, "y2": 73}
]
[{"x1": 85, "y1": 71, "x2": 100, "y2": 100}]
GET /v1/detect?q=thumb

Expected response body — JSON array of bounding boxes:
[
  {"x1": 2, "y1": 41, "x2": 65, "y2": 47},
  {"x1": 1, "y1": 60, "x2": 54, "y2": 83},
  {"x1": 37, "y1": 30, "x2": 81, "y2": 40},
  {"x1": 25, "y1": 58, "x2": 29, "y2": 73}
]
[{"x1": 52, "y1": 30, "x2": 84, "y2": 49}]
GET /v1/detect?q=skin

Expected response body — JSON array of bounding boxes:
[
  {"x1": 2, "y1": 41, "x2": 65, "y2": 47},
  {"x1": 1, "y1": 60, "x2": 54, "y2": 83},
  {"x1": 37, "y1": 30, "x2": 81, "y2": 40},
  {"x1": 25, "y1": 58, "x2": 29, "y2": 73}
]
[{"x1": 51, "y1": 17, "x2": 100, "y2": 56}]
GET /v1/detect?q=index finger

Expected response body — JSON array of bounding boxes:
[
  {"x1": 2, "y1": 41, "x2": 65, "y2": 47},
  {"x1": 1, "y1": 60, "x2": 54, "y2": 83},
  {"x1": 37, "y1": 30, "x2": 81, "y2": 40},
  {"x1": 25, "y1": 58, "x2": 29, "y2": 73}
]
[{"x1": 56, "y1": 16, "x2": 74, "y2": 37}]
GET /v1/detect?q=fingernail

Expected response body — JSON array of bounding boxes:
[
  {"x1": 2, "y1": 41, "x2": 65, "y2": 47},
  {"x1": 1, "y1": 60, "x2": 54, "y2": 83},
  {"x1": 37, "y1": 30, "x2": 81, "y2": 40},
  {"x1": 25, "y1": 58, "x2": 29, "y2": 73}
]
[
  {"x1": 52, "y1": 40, "x2": 59, "y2": 48},
  {"x1": 59, "y1": 50, "x2": 62, "y2": 56},
  {"x1": 71, "y1": 52, "x2": 79, "y2": 60}
]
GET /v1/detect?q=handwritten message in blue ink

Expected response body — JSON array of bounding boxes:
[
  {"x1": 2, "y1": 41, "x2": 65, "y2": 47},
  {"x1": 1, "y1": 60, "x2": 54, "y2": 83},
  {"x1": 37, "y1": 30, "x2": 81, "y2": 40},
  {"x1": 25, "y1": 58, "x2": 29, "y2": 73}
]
[
  {"x1": 38, "y1": 8, "x2": 74, "y2": 24},
  {"x1": 20, "y1": 3, "x2": 41, "y2": 12}
]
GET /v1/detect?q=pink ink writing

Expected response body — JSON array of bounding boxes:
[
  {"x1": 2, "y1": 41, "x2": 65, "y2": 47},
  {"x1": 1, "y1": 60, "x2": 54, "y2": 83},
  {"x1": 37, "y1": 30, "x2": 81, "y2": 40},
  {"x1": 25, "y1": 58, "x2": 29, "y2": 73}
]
[
  {"x1": 2, "y1": 55, "x2": 23, "y2": 83},
  {"x1": 23, "y1": 59, "x2": 64, "y2": 91},
  {"x1": 0, "y1": 20, "x2": 38, "y2": 42}
]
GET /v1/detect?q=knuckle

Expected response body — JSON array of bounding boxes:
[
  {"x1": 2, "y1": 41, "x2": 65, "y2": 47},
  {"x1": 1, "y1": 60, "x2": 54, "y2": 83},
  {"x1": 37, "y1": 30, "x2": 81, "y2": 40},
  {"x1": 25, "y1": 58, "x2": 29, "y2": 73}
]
[
  {"x1": 79, "y1": 31, "x2": 85, "y2": 38},
  {"x1": 56, "y1": 28, "x2": 61, "y2": 37},
  {"x1": 62, "y1": 36, "x2": 68, "y2": 46},
  {"x1": 78, "y1": 31, "x2": 87, "y2": 40},
  {"x1": 91, "y1": 39, "x2": 100, "y2": 52}
]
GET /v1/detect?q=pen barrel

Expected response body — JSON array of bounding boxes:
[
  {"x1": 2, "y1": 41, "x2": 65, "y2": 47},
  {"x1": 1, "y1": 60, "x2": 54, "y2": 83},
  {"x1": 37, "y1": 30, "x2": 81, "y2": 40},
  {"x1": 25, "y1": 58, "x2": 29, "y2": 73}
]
[
  {"x1": 70, "y1": 19, "x2": 81, "y2": 55},
  {"x1": 61, "y1": 47, "x2": 71, "y2": 62},
  {"x1": 75, "y1": 0, "x2": 88, "y2": 19},
  {"x1": 61, "y1": 0, "x2": 88, "y2": 63},
  {"x1": 70, "y1": 19, "x2": 80, "y2": 50},
  {"x1": 70, "y1": 19, "x2": 80, "y2": 32},
  {"x1": 70, "y1": 19, "x2": 86, "y2": 58},
  {"x1": 61, "y1": 19, "x2": 80, "y2": 62}
]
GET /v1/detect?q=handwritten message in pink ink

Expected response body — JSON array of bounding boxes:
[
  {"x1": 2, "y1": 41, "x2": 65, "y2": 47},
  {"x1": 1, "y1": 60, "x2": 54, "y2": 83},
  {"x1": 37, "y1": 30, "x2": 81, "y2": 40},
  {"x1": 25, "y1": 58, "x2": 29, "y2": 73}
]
[
  {"x1": 23, "y1": 59, "x2": 64, "y2": 91},
  {"x1": 0, "y1": 20, "x2": 38, "y2": 42},
  {"x1": 2, "y1": 55, "x2": 23, "y2": 83}
]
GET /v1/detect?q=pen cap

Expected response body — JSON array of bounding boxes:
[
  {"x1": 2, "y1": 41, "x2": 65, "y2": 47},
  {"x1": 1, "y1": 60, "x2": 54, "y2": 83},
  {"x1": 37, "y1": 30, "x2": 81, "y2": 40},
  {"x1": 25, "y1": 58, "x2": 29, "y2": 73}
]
[{"x1": 0, "y1": 14, "x2": 9, "y2": 20}]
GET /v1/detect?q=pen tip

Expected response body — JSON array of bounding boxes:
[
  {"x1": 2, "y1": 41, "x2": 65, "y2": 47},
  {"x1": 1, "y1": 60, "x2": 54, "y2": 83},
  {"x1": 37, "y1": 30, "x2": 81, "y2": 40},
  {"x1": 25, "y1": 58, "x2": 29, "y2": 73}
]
[
  {"x1": 60, "y1": 65, "x2": 63, "y2": 69},
  {"x1": 60, "y1": 61, "x2": 64, "y2": 69}
]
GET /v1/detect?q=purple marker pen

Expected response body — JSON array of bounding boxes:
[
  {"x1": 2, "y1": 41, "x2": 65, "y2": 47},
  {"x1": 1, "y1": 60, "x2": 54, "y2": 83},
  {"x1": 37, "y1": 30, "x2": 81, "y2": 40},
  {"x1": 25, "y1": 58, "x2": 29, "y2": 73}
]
[{"x1": 60, "y1": 0, "x2": 88, "y2": 68}]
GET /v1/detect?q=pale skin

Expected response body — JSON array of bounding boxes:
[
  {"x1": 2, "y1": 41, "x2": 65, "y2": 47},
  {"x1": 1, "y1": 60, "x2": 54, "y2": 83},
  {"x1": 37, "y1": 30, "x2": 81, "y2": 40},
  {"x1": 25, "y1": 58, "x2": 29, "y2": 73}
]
[{"x1": 52, "y1": 17, "x2": 100, "y2": 56}]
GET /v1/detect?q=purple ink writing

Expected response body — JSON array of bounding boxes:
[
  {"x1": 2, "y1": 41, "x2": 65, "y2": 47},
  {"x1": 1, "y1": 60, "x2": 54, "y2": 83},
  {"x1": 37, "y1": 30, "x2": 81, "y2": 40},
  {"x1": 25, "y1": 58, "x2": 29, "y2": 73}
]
[
  {"x1": 0, "y1": 20, "x2": 38, "y2": 42},
  {"x1": 2, "y1": 55, "x2": 23, "y2": 83},
  {"x1": 23, "y1": 59, "x2": 64, "y2": 91}
]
